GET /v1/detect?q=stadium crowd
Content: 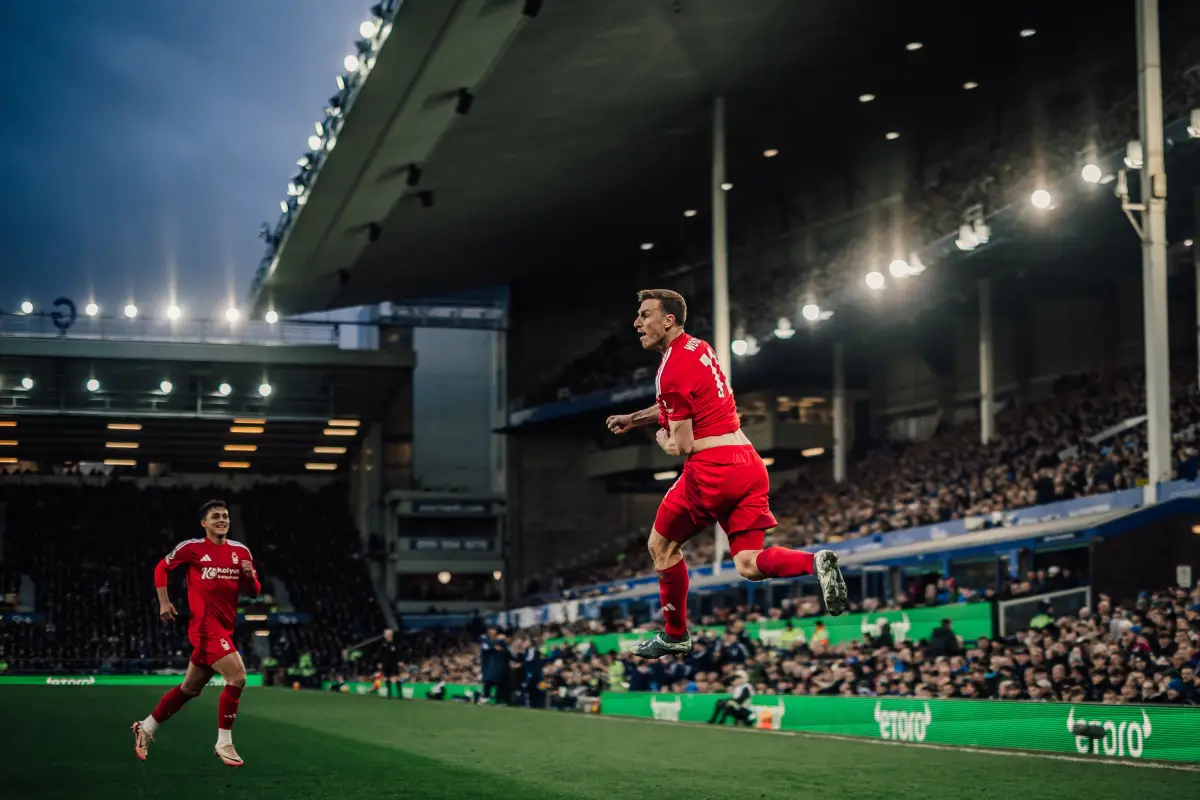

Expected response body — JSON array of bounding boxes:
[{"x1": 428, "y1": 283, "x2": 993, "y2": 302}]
[
  {"x1": 0, "y1": 482, "x2": 381, "y2": 677},
  {"x1": 384, "y1": 577, "x2": 1200, "y2": 710},
  {"x1": 533, "y1": 363, "x2": 1200, "y2": 596}
]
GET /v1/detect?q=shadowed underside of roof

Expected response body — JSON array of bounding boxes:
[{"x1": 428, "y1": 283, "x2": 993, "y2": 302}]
[{"x1": 261, "y1": 0, "x2": 1142, "y2": 314}]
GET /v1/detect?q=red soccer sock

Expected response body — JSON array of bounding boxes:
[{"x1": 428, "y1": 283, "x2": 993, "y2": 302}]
[
  {"x1": 150, "y1": 685, "x2": 194, "y2": 725},
  {"x1": 218, "y1": 685, "x2": 243, "y2": 731},
  {"x1": 657, "y1": 559, "x2": 690, "y2": 640},
  {"x1": 755, "y1": 547, "x2": 815, "y2": 579}
]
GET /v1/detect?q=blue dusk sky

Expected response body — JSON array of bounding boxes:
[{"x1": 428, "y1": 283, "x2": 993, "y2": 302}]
[{"x1": 0, "y1": 0, "x2": 372, "y2": 320}]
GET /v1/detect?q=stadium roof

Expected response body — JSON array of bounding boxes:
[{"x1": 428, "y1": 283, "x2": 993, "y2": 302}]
[
  {"x1": 0, "y1": 316, "x2": 411, "y2": 473},
  {"x1": 252, "y1": 0, "x2": 1169, "y2": 317}
]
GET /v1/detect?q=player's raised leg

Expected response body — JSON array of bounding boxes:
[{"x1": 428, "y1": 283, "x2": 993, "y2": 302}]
[
  {"x1": 131, "y1": 661, "x2": 211, "y2": 761},
  {"x1": 211, "y1": 650, "x2": 249, "y2": 767},
  {"x1": 730, "y1": 533, "x2": 848, "y2": 616},
  {"x1": 721, "y1": 452, "x2": 848, "y2": 615}
]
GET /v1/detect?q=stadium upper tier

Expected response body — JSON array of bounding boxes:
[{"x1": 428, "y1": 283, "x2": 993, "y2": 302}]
[
  {"x1": 251, "y1": 0, "x2": 1199, "y2": 326},
  {"x1": 0, "y1": 482, "x2": 382, "y2": 676},
  {"x1": 504, "y1": 23, "x2": 1200, "y2": 414},
  {"x1": 519, "y1": 363, "x2": 1200, "y2": 600}
]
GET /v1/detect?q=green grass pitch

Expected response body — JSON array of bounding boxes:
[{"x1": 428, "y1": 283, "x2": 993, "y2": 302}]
[{"x1": 2, "y1": 687, "x2": 1193, "y2": 799}]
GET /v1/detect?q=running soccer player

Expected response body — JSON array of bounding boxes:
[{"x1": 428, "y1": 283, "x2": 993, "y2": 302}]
[
  {"x1": 606, "y1": 289, "x2": 848, "y2": 659},
  {"x1": 131, "y1": 499, "x2": 260, "y2": 767}
]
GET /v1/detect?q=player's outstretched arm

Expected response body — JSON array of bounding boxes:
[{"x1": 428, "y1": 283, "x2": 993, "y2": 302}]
[
  {"x1": 606, "y1": 405, "x2": 659, "y2": 434},
  {"x1": 629, "y1": 405, "x2": 660, "y2": 427}
]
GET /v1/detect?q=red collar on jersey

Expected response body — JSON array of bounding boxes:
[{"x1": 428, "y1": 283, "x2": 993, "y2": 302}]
[{"x1": 664, "y1": 331, "x2": 691, "y2": 352}]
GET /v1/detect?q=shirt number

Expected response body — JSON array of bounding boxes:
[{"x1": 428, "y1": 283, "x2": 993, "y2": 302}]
[{"x1": 699, "y1": 352, "x2": 730, "y2": 398}]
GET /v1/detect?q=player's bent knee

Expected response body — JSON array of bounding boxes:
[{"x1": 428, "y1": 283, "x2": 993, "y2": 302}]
[
  {"x1": 180, "y1": 677, "x2": 206, "y2": 695},
  {"x1": 226, "y1": 673, "x2": 247, "y2": 689},
  {"x1": 647, "y1": 530, "x2": 681, "y2": 570},
  {"x1": 733, "y1": 549, "x2": 763, "y2": 580}
]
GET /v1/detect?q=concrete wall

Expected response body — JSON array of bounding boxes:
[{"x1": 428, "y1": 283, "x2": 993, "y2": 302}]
[
  {"x1": 413, "y1": 328, "x2": 497, "y2": 494},
  {"x1": 870, "y1": 276, "x2": 1194, "y2": 419},
  {"x1": 507, "y1": 431, "x2": 660, "y2": 586}
]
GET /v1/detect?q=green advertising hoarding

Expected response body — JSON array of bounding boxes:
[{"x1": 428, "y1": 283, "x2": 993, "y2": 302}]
[
  {"x1": 599, "y1": 692, "x2": 1200, "y2": 763},
  {"x1": 0, "y1": 674, "x2": 263, "y2": 687},
  {"x1": 322, "y1": 680, "x2": 479, "y2": 699},
  {"x1": 544, "y1": 603, "x2": 992, "y2": 654}
]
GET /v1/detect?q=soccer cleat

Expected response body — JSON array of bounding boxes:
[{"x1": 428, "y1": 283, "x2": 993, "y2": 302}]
[
  {"x1": 815, "y1": 549, "x2": 848, "y2": 616},
  {"x1": 214, "y1": 742, "x2": 244, "y2": 767},
  {"x1": 628, "y1": 629, "x2": 692, "y2": 659},
  {"x1": 131, "y1": 721, "x2": 153, "y2": 761}
]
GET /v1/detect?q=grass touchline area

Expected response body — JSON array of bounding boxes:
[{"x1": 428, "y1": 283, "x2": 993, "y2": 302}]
[{"x1": 1, "y1": 687, "x2": 1193, "y2": 800}]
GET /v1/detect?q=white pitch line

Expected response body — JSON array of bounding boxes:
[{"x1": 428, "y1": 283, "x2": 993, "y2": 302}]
[{"x1": 586, "y1": 712, "x2": 1200, "y2": 773}]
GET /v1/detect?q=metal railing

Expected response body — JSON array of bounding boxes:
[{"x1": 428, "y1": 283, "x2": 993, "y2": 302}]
[
  {"x1": 0, "y1": 313, "x2": 338, "y2": 347},
  {"x1": 998, "y1": 587, "x2": 1092, "y2": 637}
]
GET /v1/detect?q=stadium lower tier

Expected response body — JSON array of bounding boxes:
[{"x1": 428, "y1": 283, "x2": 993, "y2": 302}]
[{"x1": 333, "y1": 584, "x2": 1199, "y2": 716}]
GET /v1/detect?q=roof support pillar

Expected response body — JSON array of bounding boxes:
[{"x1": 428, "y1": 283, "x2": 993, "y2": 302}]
[
  {"x1": 979, "y1": 278, "x2": 995, "y2": 445},
  {"x1": 712, "y1": 95, "x2": 731, "y2": 574},
  {"x1": 1136, "y1": 0, "x2": 1171, "y2": 500}
]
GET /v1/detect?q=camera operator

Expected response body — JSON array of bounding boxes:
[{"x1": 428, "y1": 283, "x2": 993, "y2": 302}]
[{"x1": 708, "y1": 677, "x2": 755, "y2": 727}]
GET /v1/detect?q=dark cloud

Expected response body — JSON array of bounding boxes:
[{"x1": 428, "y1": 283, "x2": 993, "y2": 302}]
[{"x1": 0, "y1": 0, "x2": 369, "y2": 319}]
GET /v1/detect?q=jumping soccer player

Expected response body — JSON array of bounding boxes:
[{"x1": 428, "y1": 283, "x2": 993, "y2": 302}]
[
  {"x1": 606, "y1": 289, "x2": 848, "y2": 659},
  {"x1": 131, "y1": 499, "x2": 260, "y2": 767}
]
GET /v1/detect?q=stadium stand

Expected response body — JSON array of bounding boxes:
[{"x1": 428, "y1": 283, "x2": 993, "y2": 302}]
[
  {"x1": 388, "y1": 577, "x2": 1200, "y2": 709},
  {"x1": 522, "y1": 362, "x2": 1200, "y2": 596},
  {"x1": 497, "y1": 25, "x2": 1200, "y2": 602},
  {"x1": 0, "y1": 482, "x2": 383, "y2": 677}
]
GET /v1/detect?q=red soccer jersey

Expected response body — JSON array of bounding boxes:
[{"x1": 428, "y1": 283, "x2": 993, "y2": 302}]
[
  {"x1": 655, "y1": 332, "x2": 740, "y2": 439},
  {"x1": 154, "y1": 537, "x2": 260, "y2": 639}
]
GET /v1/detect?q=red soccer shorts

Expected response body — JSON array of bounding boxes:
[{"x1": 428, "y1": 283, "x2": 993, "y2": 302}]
[
  {"x1": 190, "y1": 632, "x2": 237, "y2": 668},
  {"x1": 653, "y1": 444, "x2": 777, "y2": 554}
]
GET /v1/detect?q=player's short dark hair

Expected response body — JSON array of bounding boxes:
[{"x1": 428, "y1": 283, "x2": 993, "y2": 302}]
[
  {"x1": 637, "y1": 289, "x2": 687, "y2": 327},
  {"x1": 199, "y1": 499, "x2": 228, "y2": 520}
]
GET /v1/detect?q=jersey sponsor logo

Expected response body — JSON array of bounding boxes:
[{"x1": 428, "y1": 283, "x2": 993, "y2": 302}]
[
  {"x1": 201, "y1": 566, "x2": 240, "y2": 580},
  {"x1": 874, "y1": 701, "x2": 933, "y2": 742},
  {"x1": 1067, "y1": 707, "x2": 1153, "y2": 758}
]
